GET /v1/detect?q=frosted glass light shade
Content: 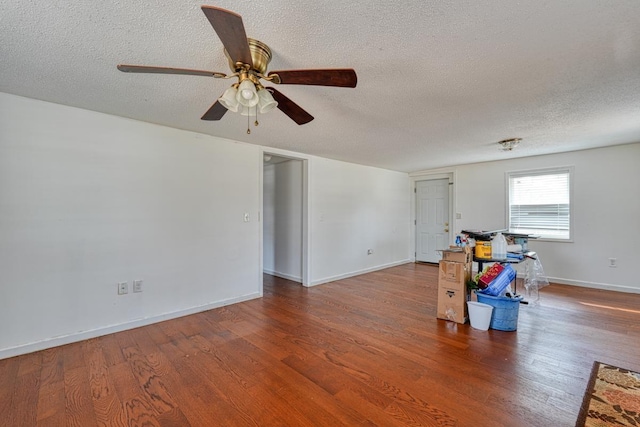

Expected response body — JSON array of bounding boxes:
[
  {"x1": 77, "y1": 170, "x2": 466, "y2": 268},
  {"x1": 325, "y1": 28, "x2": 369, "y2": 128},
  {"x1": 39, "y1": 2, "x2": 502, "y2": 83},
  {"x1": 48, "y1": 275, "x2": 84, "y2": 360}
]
[
  {"x1": 257, "y1": 88, "x2": 278, "y2": 113},
  {"x1": 218, "y1": 86, "x2": 239, "y2": 112},
  {"x1": 236, "y1": 79, "x2": 259, "y2": 107},
  {"x1": 239, "y1": 105, "x2": 253, "y2": 116}
]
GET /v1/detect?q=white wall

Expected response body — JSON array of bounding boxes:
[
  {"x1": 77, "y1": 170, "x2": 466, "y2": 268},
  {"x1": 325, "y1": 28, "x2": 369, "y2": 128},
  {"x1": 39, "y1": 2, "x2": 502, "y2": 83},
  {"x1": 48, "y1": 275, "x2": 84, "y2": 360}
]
[
  {"x1": 263, "y1": 159, "x2": 303, "y2": 282},
  {"x1": 0, "y1": 93, "x2": 414, "y2": 358},
  {"x1": 309, "y1": 156, "x2": 412, "y2": 285},
  {"x1": 0, "y1": 93, "x2": 262, "y2": 358},
  {"x1": 412, "y1": 143, "x2": 640, "y2": 293}
]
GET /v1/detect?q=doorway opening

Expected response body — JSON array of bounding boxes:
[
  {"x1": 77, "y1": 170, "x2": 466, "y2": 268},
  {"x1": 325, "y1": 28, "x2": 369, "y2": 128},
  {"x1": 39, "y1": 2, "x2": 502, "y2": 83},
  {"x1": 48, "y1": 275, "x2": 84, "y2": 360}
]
[{"x1": 262, "y1": 153, "x2": 307, "y2": 286}]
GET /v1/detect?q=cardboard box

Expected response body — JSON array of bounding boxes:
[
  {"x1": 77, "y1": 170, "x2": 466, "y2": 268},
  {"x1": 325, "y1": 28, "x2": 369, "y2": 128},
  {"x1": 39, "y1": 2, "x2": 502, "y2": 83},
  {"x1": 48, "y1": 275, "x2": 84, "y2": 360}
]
[
  {"x1": 437, "y1": 260, "x2": 472, "y2": 324},
  {"x1": 438, "y1": 260, "x2": 472, "y2": 292},
  {"x1": 441, "y1": 246, "x2": 472, "y2": 264},
  {"x1": 437, "y1": 286, "x2": 469, "y2": 324}
]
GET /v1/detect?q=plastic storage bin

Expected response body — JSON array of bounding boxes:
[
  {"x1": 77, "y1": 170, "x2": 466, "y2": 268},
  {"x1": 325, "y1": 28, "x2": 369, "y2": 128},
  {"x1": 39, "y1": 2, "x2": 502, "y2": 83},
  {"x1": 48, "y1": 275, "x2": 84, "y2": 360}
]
[
  {"x1": 475, "y1": 292, "x2": 523, "y2": 331},
  {"x1": 479, "y1": 263, "x2": 516, "y2": 296}
]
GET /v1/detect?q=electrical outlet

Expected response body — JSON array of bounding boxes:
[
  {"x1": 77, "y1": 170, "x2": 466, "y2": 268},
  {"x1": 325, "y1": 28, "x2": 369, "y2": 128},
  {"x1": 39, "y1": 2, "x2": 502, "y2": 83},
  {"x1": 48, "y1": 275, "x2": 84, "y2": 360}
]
[
  {"x1": 133, "y1": 280, "x2": 143, "y2": 293},
  {"x1": 609, "y1": 258, "x2": 617, "y2": 268},
  {"x1": 117, "y1": 282, "x2": 128, "y2": 295}
]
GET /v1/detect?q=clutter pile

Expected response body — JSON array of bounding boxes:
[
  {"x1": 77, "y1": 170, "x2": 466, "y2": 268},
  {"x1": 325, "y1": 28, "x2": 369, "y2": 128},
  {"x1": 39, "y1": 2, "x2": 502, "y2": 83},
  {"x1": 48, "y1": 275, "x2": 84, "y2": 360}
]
[
  {"x1": 463, "y1": 230, "x2": 549, "y2": 303},
  {"x1": 469, "y1": 258, "x2": 549, "y2": 330},
  {"x1": 455, "y1": 229, "x2": 550, "y2": 330}
]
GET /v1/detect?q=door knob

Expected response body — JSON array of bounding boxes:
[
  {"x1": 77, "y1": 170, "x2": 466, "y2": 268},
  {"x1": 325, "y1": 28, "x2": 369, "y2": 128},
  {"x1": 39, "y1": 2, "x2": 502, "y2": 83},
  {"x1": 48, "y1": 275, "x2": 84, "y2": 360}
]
[
  {"x1": 445, "y1": 222, "x2": 449, "y2": 226},
  {"x1": 444, "y1": 228, "x2": 449, "y2": 232}
]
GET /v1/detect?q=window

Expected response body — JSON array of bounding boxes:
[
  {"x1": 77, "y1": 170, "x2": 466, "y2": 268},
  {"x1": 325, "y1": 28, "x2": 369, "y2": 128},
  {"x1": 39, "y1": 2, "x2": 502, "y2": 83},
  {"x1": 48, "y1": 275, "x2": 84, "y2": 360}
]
[{"x1": 507, "y1": 167, "x2": 573, "y2": 240}]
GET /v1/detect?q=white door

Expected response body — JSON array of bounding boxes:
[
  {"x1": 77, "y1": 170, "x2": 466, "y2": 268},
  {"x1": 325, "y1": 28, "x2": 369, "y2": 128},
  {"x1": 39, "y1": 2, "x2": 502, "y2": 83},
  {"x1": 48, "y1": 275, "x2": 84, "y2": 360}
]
[{"x1": 416, "y1": 179, "x2": 450, "y2": 263}]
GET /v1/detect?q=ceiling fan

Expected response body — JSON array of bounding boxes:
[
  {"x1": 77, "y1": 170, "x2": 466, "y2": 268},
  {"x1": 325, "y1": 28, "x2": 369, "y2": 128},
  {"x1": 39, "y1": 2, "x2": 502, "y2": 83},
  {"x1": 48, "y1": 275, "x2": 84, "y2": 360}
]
[{"x1": 117, "y1": 6, "x2": 357, "y2": 130}]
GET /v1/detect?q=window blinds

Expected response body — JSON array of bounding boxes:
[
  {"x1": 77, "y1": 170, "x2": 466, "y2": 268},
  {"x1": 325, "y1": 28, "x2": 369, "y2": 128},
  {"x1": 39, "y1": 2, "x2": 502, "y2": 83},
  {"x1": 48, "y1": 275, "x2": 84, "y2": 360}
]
[{"x1": 508, "y1": 169, "x2": 571, "y2": 239}]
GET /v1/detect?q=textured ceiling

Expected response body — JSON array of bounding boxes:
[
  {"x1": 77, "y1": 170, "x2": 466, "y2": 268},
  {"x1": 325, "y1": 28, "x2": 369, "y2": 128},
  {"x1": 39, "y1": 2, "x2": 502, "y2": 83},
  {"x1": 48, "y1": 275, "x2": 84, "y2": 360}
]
[{"x1": 2, "y1": 1, "x2": 640, "y2": 172}]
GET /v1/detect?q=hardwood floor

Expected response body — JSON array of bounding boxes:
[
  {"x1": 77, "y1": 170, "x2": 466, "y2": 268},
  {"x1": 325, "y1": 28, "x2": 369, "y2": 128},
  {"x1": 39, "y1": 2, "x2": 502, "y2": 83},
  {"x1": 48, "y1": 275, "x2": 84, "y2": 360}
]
[{"x1": 2, "y1": 263, "x2": 639, "y2": 426}]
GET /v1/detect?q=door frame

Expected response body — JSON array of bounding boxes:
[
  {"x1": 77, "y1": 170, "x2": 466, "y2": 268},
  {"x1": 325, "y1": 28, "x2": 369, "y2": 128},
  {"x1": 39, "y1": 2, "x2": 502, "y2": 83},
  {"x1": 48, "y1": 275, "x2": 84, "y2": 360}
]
[
  {"x1": 259, "y1": 148, "x2": 311, "y2": 290},
  {"x1": 409, "y1": 171, "x2": 456, "y2": 262}
]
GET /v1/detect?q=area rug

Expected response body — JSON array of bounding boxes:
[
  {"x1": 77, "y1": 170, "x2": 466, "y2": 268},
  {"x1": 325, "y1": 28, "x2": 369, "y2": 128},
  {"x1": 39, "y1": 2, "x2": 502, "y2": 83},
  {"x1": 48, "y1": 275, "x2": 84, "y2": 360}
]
[{"x1": 576, "y1": 361, "x2": 640, "y2": 426}]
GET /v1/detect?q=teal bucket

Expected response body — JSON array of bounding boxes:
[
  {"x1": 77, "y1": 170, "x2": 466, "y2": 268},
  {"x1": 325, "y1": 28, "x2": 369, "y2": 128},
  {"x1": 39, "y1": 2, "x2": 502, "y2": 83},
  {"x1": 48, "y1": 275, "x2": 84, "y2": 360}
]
[{"x1": 475, "y1": 293, "x2": 523, "y2": 331}]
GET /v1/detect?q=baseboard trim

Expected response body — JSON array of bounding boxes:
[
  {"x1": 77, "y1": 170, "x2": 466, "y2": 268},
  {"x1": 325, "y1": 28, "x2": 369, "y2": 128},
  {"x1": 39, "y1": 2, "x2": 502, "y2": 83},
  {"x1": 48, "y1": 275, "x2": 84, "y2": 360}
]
[
  {"x1": 0, "y1": 292, "x2": 262, "y2": 360},
  {"x1": 547, "y1": 277, "x2": 640, "y2": 294},
  {"x1": 309, "y1": 259, "x2": 412, "y2": 287},
  {"x1": 263, "y1": 269, "x2": 302, "y2": 283}
]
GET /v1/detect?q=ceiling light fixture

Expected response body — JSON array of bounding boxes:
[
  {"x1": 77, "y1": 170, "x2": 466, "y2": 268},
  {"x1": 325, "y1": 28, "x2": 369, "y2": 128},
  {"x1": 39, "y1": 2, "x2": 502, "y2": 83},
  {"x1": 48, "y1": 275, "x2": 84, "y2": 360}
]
[
  {"x1": 498, "y1": 138, "x2": 522, "y2": 151},
  {"x1": 219, "y1": 75, "x2": 278, "y2": 134},
  {"x1": 216, "y1": 43, "x2": 280, "y2": 134}
]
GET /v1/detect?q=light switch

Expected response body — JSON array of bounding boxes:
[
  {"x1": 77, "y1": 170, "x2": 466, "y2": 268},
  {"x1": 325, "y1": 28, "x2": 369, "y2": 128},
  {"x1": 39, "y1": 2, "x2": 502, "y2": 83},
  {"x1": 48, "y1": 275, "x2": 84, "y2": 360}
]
[{"x1": 244, "y1": 213, "x2": 250, "y2": 222}]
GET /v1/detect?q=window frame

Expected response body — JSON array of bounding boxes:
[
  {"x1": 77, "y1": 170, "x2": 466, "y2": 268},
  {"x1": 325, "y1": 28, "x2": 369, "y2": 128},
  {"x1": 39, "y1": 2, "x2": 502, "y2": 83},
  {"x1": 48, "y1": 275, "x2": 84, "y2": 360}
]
[{"x1": 505, "y1": 166, "x2": 574, "y2": 242}]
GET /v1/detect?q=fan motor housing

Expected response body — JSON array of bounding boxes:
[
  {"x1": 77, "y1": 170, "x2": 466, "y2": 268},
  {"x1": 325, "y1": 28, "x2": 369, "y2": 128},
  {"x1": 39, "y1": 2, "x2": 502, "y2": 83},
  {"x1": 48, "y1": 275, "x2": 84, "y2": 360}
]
[{"x1": 225, "y1": 38, "x2": 272, "y2": 75}]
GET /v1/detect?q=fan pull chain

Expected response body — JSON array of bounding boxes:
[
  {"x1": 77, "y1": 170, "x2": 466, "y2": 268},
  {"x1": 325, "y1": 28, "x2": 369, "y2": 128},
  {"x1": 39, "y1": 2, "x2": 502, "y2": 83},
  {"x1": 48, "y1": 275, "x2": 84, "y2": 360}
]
[{"x1": 246, "y1": 106, "x2": 259, "y2": 134}]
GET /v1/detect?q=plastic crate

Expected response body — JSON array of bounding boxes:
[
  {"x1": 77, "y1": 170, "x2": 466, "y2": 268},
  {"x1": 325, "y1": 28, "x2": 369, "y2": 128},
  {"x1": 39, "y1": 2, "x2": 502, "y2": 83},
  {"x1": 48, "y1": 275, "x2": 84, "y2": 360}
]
[{"x1": 475, "y1": 292, "x2": 523, "y2": 331}]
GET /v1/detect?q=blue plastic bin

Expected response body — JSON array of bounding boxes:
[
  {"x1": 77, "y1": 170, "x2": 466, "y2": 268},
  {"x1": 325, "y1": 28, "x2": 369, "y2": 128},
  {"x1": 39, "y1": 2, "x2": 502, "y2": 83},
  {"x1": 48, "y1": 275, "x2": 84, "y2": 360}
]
[
  {"x1": 479, "y1": 264, "x2": 516, "y2": 296},
  {"x1": 475, "y1": 292, "x2": 523, "y2": 331}
]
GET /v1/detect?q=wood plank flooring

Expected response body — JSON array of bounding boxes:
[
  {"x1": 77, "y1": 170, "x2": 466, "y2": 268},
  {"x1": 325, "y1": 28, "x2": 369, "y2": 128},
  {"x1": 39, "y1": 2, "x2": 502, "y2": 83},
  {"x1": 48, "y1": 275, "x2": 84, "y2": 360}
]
[{"x1": 2, "y1": 263, "x2": 639, "y2": 426}]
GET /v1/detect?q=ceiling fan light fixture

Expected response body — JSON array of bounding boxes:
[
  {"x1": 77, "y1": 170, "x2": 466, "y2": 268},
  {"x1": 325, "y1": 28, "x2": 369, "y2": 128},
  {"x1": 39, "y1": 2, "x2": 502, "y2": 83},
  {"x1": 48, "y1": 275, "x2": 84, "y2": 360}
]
[
  {"x1": 257, "y1": 87, "x2": 278, "y2": 113},
  {"x1": 117, "y1": 7, "x2": 357, "y2": 130},
  {"x1": 236, "y1": 79, "x2": 259, "y2": 107},
  {"x1": 218, "y1": 85, "x2": 240, "y2": 112}
]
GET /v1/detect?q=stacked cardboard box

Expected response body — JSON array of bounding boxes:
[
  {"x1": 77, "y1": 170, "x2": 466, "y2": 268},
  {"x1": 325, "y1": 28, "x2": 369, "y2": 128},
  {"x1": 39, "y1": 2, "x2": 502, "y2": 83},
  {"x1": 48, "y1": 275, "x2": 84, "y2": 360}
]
[{"x1": 437, "y1": 246, "x2": 472, "y2": 324}]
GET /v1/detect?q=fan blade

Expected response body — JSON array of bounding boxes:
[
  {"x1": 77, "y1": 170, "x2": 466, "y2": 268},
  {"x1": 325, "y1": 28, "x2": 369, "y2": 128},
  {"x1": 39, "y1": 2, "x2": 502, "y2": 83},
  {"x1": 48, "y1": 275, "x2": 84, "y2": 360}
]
[
  {"x1": 201, "y1": 100, "x2": 228, "y2": 121},
  {"x1": 117, "y1": 64, "x2": 226, "y2": 78},
  {"x1": 266, "y1": 87, "x2": 314, "y2": 125},
  {"x1": 201, "y1": 6, "x2": 252, "y2": 67},
  {"x1": 268, "y1": 69, "x2": 357, "y2": 88}
]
